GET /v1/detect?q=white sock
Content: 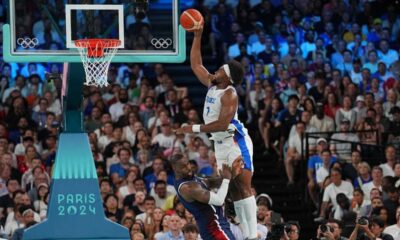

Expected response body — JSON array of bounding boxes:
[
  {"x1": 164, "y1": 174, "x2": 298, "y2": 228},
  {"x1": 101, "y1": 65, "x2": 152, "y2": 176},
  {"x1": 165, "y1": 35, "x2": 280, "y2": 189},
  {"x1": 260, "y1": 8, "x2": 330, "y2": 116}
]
[
  {"x1": 234, "y1": 200, "x2": 249, "y2": 238},
  {"x1": 242, "y1": 196, "x2": 258, "y2": 239}
]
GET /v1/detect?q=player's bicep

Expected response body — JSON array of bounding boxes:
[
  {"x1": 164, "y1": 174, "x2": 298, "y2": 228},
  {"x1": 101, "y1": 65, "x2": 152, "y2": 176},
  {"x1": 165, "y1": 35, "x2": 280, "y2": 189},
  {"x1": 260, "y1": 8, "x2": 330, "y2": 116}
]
[
  {"x1": 191, "y1": 65, "x2": 211, "y2": 87},
  {"x1": 181, "y1": 183, "x2": 210, "y2": 204},
  {"x1": 218, "y1": 90, "x2": 238, "y2": 127}
]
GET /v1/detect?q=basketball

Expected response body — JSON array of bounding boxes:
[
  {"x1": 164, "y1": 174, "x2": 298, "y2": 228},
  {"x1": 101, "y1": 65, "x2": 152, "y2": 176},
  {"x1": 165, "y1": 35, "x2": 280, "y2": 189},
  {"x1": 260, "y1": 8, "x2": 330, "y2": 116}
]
[{"x1": 180, "y1": 9, "x2": 204, "y2": 32}]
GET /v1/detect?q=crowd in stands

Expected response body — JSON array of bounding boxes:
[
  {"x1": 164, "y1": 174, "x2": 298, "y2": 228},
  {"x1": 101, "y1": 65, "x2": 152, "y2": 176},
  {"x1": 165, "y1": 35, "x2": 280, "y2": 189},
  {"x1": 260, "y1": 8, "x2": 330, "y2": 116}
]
[{"x1": 1, "y1": 0, "x2": 400, "y2": 239}]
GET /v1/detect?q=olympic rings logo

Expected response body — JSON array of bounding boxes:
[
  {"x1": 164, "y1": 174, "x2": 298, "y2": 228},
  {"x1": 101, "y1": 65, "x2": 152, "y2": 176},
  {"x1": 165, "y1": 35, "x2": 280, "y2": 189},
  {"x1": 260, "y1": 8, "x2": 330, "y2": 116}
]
[
  {"x1": 151, "y1": 38, "x2": 172, "y2": 49},
  {"x1": 17, "y1": 38, "x2": 39, "y2": 49}
]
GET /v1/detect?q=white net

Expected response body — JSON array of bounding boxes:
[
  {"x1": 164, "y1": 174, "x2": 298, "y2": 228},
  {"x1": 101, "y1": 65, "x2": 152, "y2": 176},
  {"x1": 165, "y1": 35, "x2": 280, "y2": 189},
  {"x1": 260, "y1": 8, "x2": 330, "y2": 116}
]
[{"x1": 75, "y1": 39, "x2": 120, "y2": 87}]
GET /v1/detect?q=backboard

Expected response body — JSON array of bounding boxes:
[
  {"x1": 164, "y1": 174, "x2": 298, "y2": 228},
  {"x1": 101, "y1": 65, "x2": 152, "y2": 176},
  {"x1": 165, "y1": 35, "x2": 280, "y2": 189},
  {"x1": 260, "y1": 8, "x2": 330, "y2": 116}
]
[{"x1": 3, "y1": 0, "x2": 187, "y2": 63}]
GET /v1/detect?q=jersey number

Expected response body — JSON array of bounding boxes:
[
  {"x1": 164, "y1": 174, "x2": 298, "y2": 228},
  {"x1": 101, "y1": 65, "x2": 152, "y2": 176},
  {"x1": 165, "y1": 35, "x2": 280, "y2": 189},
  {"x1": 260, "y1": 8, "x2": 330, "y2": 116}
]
[{"x1": 206, "y1": 106, "x2": 210, "y2": 116}]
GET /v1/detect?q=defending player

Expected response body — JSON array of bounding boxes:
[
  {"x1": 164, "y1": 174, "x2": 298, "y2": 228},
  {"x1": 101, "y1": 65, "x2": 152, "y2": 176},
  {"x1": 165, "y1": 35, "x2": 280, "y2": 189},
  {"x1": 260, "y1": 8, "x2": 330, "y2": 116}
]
[
  {"x1": 175, "y1": 26, "x2": 257, "y2": 239},
  {"x1": 171, "y1": 153, "x2": 239, "y2": 239}
]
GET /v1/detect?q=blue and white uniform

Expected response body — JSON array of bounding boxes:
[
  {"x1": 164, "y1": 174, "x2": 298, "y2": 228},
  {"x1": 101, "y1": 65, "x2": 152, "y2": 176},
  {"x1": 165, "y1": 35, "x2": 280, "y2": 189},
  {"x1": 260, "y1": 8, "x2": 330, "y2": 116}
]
[
  {"x1": 203, "y1": 85, "x2": 254, "y2": 172},
  {"x1": 174, "y1": 176, "x2": 235, "y2": 240}
]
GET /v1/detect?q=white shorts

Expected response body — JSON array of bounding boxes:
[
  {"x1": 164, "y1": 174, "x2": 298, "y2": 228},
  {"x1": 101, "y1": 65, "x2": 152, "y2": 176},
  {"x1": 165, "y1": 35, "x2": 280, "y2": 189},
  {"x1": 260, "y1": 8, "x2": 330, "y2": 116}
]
[{"x1": 214, "y1": 134, "x2": 253, "y2": 172}]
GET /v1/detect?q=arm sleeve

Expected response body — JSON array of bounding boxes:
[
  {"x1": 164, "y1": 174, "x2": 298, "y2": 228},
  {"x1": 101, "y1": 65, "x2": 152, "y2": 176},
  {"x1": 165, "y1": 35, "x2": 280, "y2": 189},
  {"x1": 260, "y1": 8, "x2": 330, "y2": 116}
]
[{"x1": 208, "y1": 179, "x2": 230, "y2": 206}]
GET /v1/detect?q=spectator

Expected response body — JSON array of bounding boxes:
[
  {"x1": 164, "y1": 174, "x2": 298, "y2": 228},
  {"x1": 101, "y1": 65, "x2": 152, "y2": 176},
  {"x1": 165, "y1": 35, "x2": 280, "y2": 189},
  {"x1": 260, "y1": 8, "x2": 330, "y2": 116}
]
[
  {"x1": 32, "y1": 183, "x2": 48, "y2": 220},
  {"x1": 109, "y1": 89, "x2": 129, "y2": 122},
  {"x1": 342, "y1": 150, "x2": 362, "y2": 183},
  {"x1": 378, "y1": 39, "x2": 399, "y2": 67},
  {"x1": 335, "y1": 96, "x2": 357, "y2": 131},
  {"x1": 110, "y1": 147, "x2": 135, "y2": 180},
  {"x1": 387, "y1": 107, "x2": 400, "y2": 144},
  {"x1": 227, "y1": 33, "x2": 250, "y2": 60},
  {"x1": 250, "y1": 31, "x2": 269, "y2": 56},
  {"x1": 136, "y1": 196, "x2": 156, "y2": 224},
  {"x1": 11, "y1": 205, "x2": 36, "y2": 240},
  {"x1": 154, "y1": 214, "x2": 171, "y2": 239},
  {"x1": 317, "y1": 219, "x2": 349, "y2": 240},
  {"x1": 330, "y1": 118, "x2": 360, "y2": 162},
  {"x1": 362, "y1": 166, "x2": 383, "y2": 201},
  {"x1": 310, "y1": 102, "x2": 335, "y2": 132},
  {"x1": 383, "y1": 90, "x2": 399, "y2": 118},
  {"x1": 275, "y1": 95, "x2": 301, "y2": 155},
  {"x1": 144, "y1": 158, "x2": 173, "y2": 192},
  {"x1": 158, "y1": 214, "x2": 184, "y2": 240},
  {"x1": 383, "y1": 206, "x2": 400, "y2": 239},
  {"x1": 359, "y1": 188, "x2": 383, "y2": 217},
  {"x1": 151, "y1": 121, "x2": 176, "y2": 151},
  {"x1": 280, "y1": 77, "x2": 298, "y2": 106},
  {"x1": 315, "y1": 150, "x2": 333, "y2": 188},
  {"x1": 351, "y1": 188, "x2": 368, "y2": 216},
  {"x1": 182, "y1": 223, "x2": 199, "y2": 240},
  {"x1": 383, "y1": 186, "x2": 398, "y2": 225},
  {"x1": 285, "y1": 121, "x2": 306, "y2": 186},
  {"x1": 336, "y1": 50, "x2": 354, "y2": 76},
  {"x1": 379, "y1": 145, "x2": 397, "y2": 177},
  {"x1": 316, "y1": 168, "x2": 354, "y2": 222},
  {"x1": 349, "y1": 216, "x2": 394, "y2": 240},
  {"x1": 307, "y1": 137, "x2": 337, "y2": 208},
  {"x1": 150, "y1": 180, "x2": 174, "y2": 208},
  {"x1": 118, "y1": 169, "x2": 138, "y2": 200},
  {"x1": 324, "y1": 92, "x2": 340, "y2": 119},
  {"x1": 363, "y1": 50, "x2": 379, "y2": 74},
  {"x1": 31, "y1": 98, "x2": 48, "y2": 129}
]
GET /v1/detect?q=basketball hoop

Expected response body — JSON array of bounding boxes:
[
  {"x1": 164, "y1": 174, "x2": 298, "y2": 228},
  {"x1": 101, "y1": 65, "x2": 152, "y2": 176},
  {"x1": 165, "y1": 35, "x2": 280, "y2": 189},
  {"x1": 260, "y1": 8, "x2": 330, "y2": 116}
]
[{"x1": 75, "y1": 39, "x2": 121, "y2": 87}]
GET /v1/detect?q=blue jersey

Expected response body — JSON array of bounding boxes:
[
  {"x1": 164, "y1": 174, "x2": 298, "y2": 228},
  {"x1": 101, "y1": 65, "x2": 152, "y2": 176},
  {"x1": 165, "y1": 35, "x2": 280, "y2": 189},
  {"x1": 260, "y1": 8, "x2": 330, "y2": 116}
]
[{"x1": 174, "y1": 176, "x2": 235, "y2": 240}]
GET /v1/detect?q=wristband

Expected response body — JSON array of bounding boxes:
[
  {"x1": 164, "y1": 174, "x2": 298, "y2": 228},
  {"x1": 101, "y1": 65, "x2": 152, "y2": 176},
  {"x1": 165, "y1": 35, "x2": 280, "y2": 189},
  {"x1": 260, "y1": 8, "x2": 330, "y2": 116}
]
[{"x1": 192, "y1": 124, "x2": 201, "y2": 133}]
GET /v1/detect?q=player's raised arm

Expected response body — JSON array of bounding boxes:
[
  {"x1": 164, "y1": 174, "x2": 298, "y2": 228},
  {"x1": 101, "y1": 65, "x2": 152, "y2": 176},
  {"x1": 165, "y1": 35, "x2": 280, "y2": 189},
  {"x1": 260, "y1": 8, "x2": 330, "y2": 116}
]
[
  {"x1": 190, "y1": 27, "x2": 212, "y2": 87},
  {"x1": 181, "y1": 164, "x2": 232, "y2": 206}
]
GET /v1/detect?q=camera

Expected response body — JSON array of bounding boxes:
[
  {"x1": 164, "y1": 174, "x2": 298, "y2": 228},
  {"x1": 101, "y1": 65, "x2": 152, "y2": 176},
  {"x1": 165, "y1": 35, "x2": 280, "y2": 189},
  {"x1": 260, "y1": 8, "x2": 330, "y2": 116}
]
[
  {"x1": 133, "y1": 0, "x2": 149, "y2": 19},
  {"x1": 357, "y1": 217, "x2": 369, "y2": 226},
  {"x1": 267, "y1": 223, "x2": 292, "y2": 240},
  {"x1": 320, "y1": 224, "x2": 333, "y2": 233}
]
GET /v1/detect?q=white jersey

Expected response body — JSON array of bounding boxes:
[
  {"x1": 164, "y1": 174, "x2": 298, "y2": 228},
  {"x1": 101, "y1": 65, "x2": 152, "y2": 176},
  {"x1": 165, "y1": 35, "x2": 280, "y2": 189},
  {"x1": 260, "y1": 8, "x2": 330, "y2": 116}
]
[{"x1": 203, "y1": 85, "x2": 247, "y2": 140}]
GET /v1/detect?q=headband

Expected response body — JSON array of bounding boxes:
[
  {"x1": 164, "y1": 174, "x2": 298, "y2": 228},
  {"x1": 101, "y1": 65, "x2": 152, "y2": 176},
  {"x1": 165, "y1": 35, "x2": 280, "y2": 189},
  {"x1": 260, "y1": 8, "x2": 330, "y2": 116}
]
[{"x1": 222, "y1": 64, "x2": 233, "y2": 83}]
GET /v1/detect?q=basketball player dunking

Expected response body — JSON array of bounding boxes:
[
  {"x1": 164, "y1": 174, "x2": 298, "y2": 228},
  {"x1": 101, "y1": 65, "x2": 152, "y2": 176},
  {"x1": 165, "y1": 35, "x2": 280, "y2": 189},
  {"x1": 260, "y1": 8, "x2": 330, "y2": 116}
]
[{"x1": 176, "y1": 26, "x2": 257, "y2": 239}]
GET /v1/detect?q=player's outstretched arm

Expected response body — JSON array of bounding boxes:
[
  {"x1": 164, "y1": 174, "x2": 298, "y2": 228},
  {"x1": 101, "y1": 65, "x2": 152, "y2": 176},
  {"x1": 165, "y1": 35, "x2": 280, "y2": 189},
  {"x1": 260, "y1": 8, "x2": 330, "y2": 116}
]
[
  {"x1": 180, "y1": 164, "x2": 232, "y2": 206},
  {"x1": 201, "y1": 158, "x2": 243, "y2": 188},
  {"x1": 190, "y1": 27, "x2": 211, "y2": 87},
  {"x1": 199, "y1": 89, "x2": 237, "y2": 133},
  {"x1": 175, "y1": 89, "x2": 238, "y2": 134}
]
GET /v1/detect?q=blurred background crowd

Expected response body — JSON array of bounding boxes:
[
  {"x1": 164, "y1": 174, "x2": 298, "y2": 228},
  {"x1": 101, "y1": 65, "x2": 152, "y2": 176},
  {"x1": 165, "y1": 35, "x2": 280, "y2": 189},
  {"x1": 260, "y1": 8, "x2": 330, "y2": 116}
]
[{"x1": 1, "y1": 0, "x2": 400, "y2": 239}]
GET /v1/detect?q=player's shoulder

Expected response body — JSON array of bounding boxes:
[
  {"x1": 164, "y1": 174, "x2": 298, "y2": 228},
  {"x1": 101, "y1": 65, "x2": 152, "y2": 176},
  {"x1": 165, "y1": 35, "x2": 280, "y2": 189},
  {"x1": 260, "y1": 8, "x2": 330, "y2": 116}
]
[
  {"x1": 178, "y1": 181, "x2": 201, "y2": 198},
  {"x1": 221, "y1": 86, "x2": 238, "y2": 99},
  {"x1": 178, "y1": 180, "x2": 199, "y2": 192}
]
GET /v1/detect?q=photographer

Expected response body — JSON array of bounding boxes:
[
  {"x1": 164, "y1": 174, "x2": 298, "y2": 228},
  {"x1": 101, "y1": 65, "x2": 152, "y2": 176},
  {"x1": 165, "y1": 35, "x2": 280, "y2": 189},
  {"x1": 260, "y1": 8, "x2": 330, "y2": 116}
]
[
  {"x1": 317, "y1": 219, "x2": 349, "y2": 240},
  {"x1": 349, "y1": 217, "x2": 394, "y2": 240},
  {"x1": 267, "y1": 223, "x2": 290, "y2": 240}
]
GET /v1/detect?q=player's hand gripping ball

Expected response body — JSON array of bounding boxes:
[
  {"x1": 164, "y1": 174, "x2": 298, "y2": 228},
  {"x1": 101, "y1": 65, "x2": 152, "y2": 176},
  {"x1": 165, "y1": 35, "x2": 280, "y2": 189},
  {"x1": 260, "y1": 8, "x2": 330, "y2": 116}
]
[{"x1": 180, "y1": 9, "x2": 204, "y2": 32}]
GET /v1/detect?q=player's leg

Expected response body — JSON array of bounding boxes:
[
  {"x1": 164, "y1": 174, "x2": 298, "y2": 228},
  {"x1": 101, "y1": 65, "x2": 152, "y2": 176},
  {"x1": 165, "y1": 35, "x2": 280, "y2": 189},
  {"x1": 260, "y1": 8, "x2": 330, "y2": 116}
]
[
  {"x1": 215, "y1": 140, "x2": 250, "y2": 238},
  {"x1": 229, "y1": 176, "x2": 250, "y2": 238},
  {"x1": 233, "y1": 167, "x2": 257, "y2": 239},
  {"x1": 231, "y1": 135, "x2": 258, "y2": 240}
]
